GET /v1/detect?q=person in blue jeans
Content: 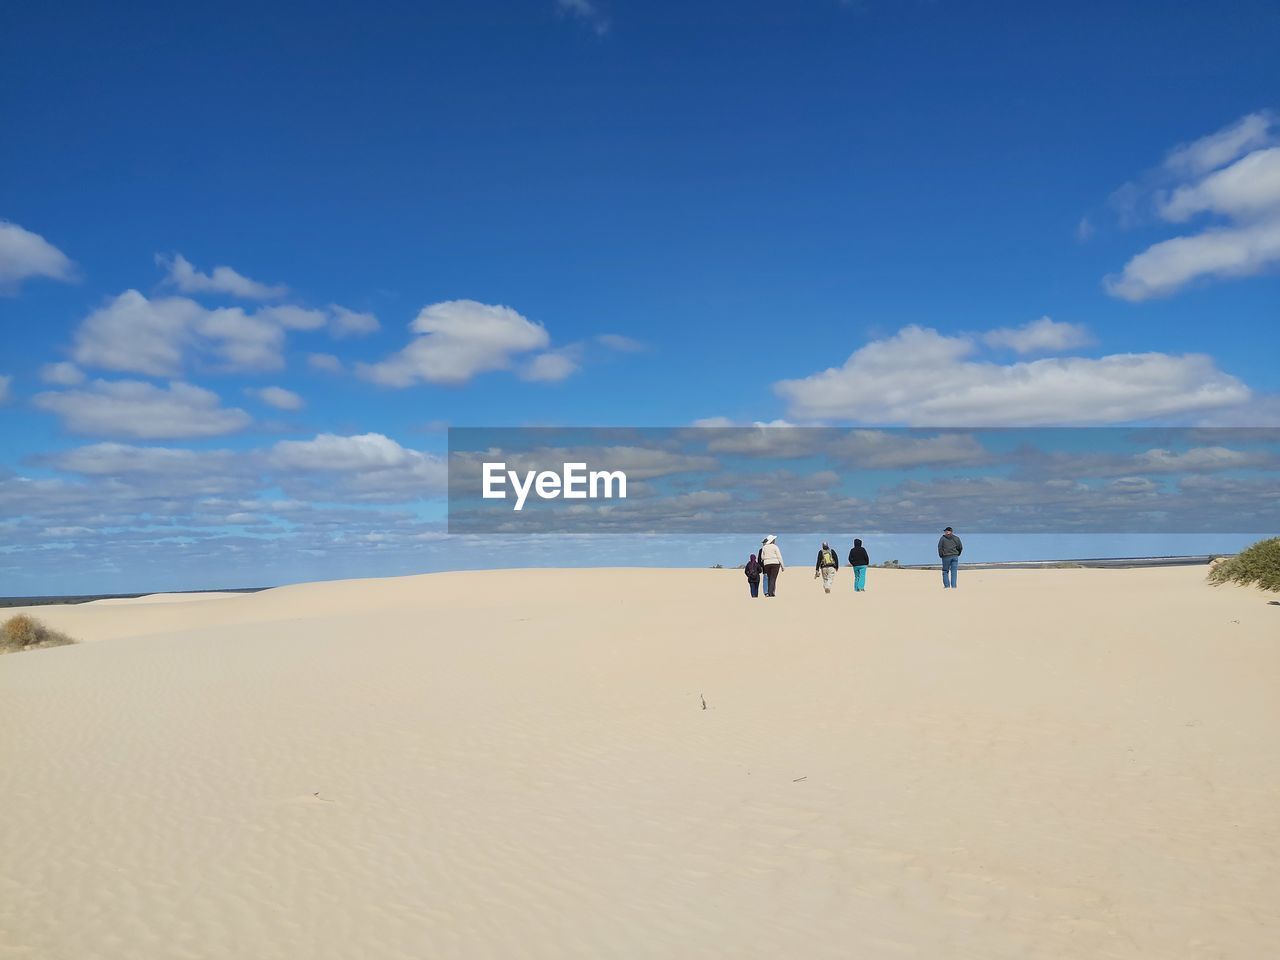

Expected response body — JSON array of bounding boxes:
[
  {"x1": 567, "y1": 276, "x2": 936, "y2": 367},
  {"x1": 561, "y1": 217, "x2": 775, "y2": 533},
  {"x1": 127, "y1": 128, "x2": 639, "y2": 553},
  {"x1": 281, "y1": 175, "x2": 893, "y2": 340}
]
[
  {"x1": 847, "y1": 538, "x2": 870, "y2": 592},
  {"x1": 744, "y1": 553, "x2": 762, "y2": 598},
  {"x1": 938, "y1": 526, "x2": 962, "y2": 588}
]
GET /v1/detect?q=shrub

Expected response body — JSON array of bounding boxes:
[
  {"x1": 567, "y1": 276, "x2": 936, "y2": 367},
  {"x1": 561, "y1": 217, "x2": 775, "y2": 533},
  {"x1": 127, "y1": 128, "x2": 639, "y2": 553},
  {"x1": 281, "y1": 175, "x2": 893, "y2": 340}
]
[
  {"x1": 0, "y1": 614, "x2": 77, "y2": 654},
  {"x1": 1207, "y1": 537, "x2": 1280, "y2": 593}
]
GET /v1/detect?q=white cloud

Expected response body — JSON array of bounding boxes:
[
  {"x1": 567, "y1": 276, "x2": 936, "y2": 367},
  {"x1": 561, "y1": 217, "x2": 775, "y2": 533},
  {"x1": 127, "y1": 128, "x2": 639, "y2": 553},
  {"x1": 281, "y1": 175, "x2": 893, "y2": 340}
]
[
  {"x1": 774, "y1": 325, "x2": 1250, "y2": 426},
  {"x1": 0, "y1": 374, "x2": 10, "y2": 404},
  {"x1": 43, "y1": 442, "x2": 241, "y2": 479},
  {"x1": 40, "y1": 362, "x2": 86, "y2": 386},
  {"x1": 0, "y1": 221, "x2": 75, "y2": 291},
  {"x1": 1075, "y1": 217, "x2": 1094, "y2": 242},
  {"x1": 70, "y1": 290, "x2": 344, "y2": 376},
  {"x1": 157, "y1": 253, "x2": 287, "y2": 300},
  {"x1": 308, "y1": 352, "x2": 343, "y2": 373},
  {"x1": 1161, "y1": 111, "x2": 1275, "y2": 178},
  {"x1": 694, "y1": 424, "x2": 989, "y2": 468},
  {"x1": 1105, "y1": 220, "x2": 1280, "y2": 301},
  {"x1": 556, "y1": 0, "x2": 609, "y2": 34},
  {"x1": 596, "y1": 333, "x2": 645, "y2": 352},
  {"x1": 250, "y1": 386, "x2": 305, "y2": 410},
  {"x1": 982, "y1": 316, "x2": 1093, "y2": 355},
  {"x1": 70, "y1": 289, "x2": 388, "y2": 378},
  {"x1": 520, "y1": 350, "x2": 579, "y2": 382},
  {"x1": 73, "y1": 290, "x2": 208, "y2": 376},
  {"x1": 330, "y1": 305, "x2": 380, "y2": 337},
  {"x1": 1157, "y1": 147, "x2": 1280, "y2": 223},
  {"x1": 359, "y1": 300, "x2": 551, "y2": 386},
  {"x1": 33, "y1": 380, "x2": 252, "y2": 438},
  {"x1": 256, "y1": 304, "x2": 327, "y2": 330},
  {"x1": 192, "y1": 306, "x2": 286, "y2": 371},
  {"x1": 270, "y1": 432, "x2": 418, "y2": 471},
  {"x1": 1106, "y1": 112, "x2": 1280, "y2": 300},
  {"x1": 269, "y1": 432, "x2": 446, "y2": 500}
]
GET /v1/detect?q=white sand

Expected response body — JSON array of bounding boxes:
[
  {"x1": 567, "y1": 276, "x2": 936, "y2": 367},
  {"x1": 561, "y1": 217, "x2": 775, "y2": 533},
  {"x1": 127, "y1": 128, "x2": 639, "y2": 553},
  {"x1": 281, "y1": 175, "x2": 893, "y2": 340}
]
[{"x1": 2, "y1": 566, "x2": 1277, "y2": 959}]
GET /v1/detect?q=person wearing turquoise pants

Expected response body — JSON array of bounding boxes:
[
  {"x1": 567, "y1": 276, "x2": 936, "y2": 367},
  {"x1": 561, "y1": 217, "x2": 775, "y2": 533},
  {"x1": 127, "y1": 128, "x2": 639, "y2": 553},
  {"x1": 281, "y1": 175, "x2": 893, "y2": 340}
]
[{"x1": 847, "y1": 538, "x2": 870, "y2": 592}]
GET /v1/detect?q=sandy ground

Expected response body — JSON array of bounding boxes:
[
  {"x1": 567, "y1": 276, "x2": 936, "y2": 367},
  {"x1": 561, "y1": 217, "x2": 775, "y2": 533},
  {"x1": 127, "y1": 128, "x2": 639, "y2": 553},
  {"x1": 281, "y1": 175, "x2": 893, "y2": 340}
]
[{"x1": 2, "y1": 565, "x2": 1277, "y2": 959}]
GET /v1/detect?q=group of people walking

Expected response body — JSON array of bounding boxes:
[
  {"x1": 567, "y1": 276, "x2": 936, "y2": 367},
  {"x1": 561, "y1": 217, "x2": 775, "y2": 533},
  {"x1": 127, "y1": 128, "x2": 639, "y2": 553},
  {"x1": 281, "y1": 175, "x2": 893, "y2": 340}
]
[{"x1": 743, "y1": 527, "x2": 964, "y2": 596}]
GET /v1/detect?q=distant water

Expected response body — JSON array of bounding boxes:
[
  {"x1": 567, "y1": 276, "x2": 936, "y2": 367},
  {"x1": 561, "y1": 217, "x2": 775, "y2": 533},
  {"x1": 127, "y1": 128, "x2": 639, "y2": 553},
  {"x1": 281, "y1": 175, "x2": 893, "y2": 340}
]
[{"x1": 0, "y1": 587, "x2": 269, "y2": 609}]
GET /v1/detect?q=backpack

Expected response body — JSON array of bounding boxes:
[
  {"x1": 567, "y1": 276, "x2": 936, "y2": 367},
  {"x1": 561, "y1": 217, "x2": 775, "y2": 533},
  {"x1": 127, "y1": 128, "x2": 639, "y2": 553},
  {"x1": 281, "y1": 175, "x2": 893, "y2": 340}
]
[
  {"x1": 745, "y1": 558, "x2": 760, "y2": 579},
  {"x1": 820, "y1": 548, "x2": 835, "y2": 567}
]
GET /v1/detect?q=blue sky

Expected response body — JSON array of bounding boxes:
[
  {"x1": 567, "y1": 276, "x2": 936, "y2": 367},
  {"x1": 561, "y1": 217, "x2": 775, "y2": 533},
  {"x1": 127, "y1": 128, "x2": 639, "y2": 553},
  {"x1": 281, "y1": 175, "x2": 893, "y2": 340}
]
[{"x1": 2, "y1": 0, "x2": 1278, "y2": 593}]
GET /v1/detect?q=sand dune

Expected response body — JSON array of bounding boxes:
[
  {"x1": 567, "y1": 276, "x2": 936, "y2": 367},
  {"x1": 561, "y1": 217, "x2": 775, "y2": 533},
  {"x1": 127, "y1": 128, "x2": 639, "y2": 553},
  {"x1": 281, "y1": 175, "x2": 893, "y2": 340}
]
[
  {"x1": 86, "y1": 591, "x2": 247, "y2": 606},
  {"x1": 2, "y1": 566, "x2": 1277, "y2": 959}
]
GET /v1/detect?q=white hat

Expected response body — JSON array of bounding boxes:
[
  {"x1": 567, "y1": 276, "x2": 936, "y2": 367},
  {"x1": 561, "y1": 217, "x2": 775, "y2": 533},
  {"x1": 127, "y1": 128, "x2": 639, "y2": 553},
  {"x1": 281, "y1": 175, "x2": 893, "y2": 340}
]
[{"x1": 765, "y1": 535, "x2": 777, "y2": 544}]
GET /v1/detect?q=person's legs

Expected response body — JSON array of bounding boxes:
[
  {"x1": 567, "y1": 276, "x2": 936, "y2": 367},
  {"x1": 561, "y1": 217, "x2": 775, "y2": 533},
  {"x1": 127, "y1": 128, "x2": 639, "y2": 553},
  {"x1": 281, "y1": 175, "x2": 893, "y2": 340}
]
[
  {"x1": 766, "y1": 565, "x2": 781, "y2": 596},
  {"x1": 942, "y1": 556, "x2": 957, "y2": 588},
  {"x1": 951, "y1": 559, "x2": 958, "y2": 588},
  {"x1": 749, "y1": 579, "x2": 759, "y2": 598},
  {"x1": 854, "y1": 565, "x2": 866, "y2": 591},
  {"x1": 821, "y1": 567, "x2": 835, "y2": 593}
]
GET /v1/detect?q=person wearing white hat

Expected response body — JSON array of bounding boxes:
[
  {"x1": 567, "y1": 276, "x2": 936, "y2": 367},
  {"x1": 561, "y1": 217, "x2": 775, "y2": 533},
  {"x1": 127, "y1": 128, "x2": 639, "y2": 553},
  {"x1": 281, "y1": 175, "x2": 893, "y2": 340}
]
[
  {"x1": 758, "y1": 535, "x2": 784, "y2": 597},
  {"x1": 759, "y1": 537, "x2": 771, "y2": 597}
]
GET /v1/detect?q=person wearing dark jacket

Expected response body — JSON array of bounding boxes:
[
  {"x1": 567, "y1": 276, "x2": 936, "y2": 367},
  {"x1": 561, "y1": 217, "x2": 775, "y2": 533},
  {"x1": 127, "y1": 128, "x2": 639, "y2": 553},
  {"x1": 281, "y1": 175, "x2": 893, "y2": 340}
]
[
  {"x1": 744, "y1": 553, "x2": 762, "y2": 598},
  {"x1": 814, "y1": 541, "x2": 839, "y2": 594},
  {"x1": 938, "y1": 526, "x2": 963, "y2": 589},
  {"x1": 848, "y1": 539, "x2": 870, "y2": 592}
]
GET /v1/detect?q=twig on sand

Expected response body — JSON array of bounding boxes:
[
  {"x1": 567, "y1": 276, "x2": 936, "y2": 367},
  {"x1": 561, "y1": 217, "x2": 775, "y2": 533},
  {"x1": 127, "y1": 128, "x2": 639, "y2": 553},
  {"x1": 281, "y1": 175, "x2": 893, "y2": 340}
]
[
  {"x1": 792, "y1": 776, "x2": 807, "y2": 782},
  {"x1": 700, "y1": 694, "x2": 707, "y2": 710},
  {"x1": 313, "y1": 792, "x2": 334, "y2": 802}
]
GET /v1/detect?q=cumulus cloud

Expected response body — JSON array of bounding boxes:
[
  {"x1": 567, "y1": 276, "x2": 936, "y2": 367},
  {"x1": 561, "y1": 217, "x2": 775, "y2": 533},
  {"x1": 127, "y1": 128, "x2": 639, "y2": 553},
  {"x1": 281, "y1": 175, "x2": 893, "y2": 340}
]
[
  {"x1": 39, "y1": 362, "x2": 86, "y2": 386},
  {"x1": 982, "y1": 316, "x2": 1094, "y2": 355},
  {"x1": 556, "y1": 0, "x2": 609, "y2": 34},
  {"x1": 38, "y1": 443, "x2": 246, "y2": 495},
  {"x1": 359, "y1": 300, "x2": 552, "y2": 386},
  {"x1": 73, "y1": 291, "x2": 208, "y2": 376},
  {"x1": 0, "y1": 221, "x2": 75, "y2": 291},
  {"x1": 0, "y1": 374, "x2": 10, "y2": 404},
  {"x1": 773, "y1": 325, "x2": 1249, "y2": 426},
  {"x1": 1156, "y1": 147, "x2": 1280, "y2": 223},
  {"x1": 256, "y1": 304, "x2": 327, "y2": 330},
  {"x1": 329, "y1": 305, "x2": 380, "y2": 337},
  {"x1": 250, "y1": 386, "x2": 305, "y2": 410},
  {"x1": 1162, "y1": 112, "x2": 1275, "y2": 178},
  {"x1": 157, "y1": 253, "x2": 288, "y2": 300},
  {"x1": 1106, "y1": 221, "x2": 1280, "y2": 301},
  {"x1": 70, "y1": 290, "x2": 357, "y2": 376},
  {"x1": 308, "y1": 352, "x2": 343, "y2": 373},
  {"x1": 193, "y1": 305, "x2": 287, "y2": 371},
  {"x1": 520, "y1": 349, "x2": 580, "y2": 382},
  {"x1": 1105, "y1": 112, "x2": 1280, "y2": 300},
  {"x1": 33, "y1": 380, "x2": 252, "y2": 439},
  {"x1": 694, "y1": 425, "x2": 991, "y2": 468},
  {"x1": 269, "y1": 432, "x2": 446, "y2": 501}
]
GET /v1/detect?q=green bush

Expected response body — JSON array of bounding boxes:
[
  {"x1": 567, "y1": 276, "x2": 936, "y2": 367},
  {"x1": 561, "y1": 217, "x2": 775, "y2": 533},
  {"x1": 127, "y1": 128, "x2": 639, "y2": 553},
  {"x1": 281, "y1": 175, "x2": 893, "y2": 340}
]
[
  {"x1": 0, "y1": 614, "x2": 77, "y2": 654},
  {"x1": 1208, "y1": 537, "x2": 1280, "y2": 593}
]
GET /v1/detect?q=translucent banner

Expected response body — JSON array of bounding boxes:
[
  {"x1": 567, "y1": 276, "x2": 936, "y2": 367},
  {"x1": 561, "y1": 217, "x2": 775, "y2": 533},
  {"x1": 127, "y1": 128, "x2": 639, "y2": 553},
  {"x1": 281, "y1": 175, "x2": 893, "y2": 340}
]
[{"x1": 447, "y1": 427, "x2": 1280, "y2": 534}]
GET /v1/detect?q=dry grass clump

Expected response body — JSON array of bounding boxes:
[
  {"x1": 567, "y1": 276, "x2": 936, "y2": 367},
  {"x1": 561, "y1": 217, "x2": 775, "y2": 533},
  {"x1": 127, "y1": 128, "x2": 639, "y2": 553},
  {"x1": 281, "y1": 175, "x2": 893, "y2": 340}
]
[
  {"x1": 1207, "y1": 537, "x2": 1280, "y2": 593},
  {"x1": 0, "y1": 614, "x2": 77, "y2": 654}
]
